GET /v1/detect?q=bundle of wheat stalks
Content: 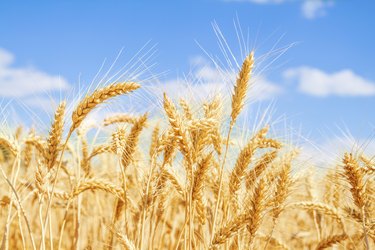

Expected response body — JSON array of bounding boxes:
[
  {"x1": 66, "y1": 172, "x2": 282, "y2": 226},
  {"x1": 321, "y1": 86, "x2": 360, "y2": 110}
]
[{"x1": 0, "y1": 53, "x2": 374, "y2": 250}]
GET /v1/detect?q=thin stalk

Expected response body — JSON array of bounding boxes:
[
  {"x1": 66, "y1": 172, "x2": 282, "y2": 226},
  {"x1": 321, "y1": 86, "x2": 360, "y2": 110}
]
[
  {"x1": 38, "y1": 197, "x2": 46, "y2": 250},
  {"x1": 119, "y1": 159, "x2": 128, "y2": 235},
  {"x1": 175, "y1": 215, "x2": 189, "y2": 250},
  {"x1": 139, "y1": 154, "x2": 157, "y2": 249},
  {"x1": 40, "y1": 129, "x2": 73, "y2": 248},
  {"x1": 188, "y1": 162, "x2": 194, "y2": 250},
  {"x1": 361, "y1": 206, "x2": 370, "y2": 250},
  {"x1": 210, "y1": 124, "x2": 233, "y2": 244},
  {"x1": 57, "y1": 200, "x2": 72, "y2": 250},
  {"x1": 313, "y1": 210, "x2": 321, "y2": 241},
  {"x1": 1, "y1": 156, "x2": 18, "y2": 250},
  {"x1": 48, "y1": 209, "x2": 53, "y2": 250},
  {"x1": 0, "y1": 167, "x2": 36, "y2": 250},
  {"x1": 263, "y1": 221, "x2": 276, "y2": 250}
]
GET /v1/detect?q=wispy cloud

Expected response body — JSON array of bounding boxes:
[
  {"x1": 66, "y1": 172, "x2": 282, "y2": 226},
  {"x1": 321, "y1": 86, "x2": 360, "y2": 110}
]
[
  {"x1": 301, "y1": 0, "x2": 334, "y2": 19},
  {"x1": 0, "y1": 48, "x2": 70, "y2": 98},
  {"x1": 224, "y1": 0, "x2": 334, "y2": 19},
  {"x1": 284, "y1": 66, "x2": 375, "y2": 97}
]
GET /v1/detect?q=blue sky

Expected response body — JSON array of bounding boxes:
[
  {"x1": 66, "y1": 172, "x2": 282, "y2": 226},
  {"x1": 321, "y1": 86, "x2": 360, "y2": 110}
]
[{"x1": 0, "y1": 0, "x2": 375, "y2": 148}]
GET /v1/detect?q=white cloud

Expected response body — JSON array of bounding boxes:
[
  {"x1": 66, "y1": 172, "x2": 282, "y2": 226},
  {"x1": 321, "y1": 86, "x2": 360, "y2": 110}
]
[
  {"x1": 283, "y1": 66, "x2": 375, "y2": 97},
  {"x1": 0, "y1": 48, "x2": 70, "y2": 98},
  {"x1": 301, "y1": 0, "x2": 334, "y2": 19},
  {"x1": 224, "y1": 0, "x2": 334, "y2": 19},
  {"x1": 147, "y1": 56, "x2": 282, "y2": 102}
]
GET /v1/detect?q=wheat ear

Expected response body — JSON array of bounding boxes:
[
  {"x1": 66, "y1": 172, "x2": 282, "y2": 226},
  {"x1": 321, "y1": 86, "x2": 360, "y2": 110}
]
[
  {"x1": 179, "y1": 98, "x2": 193, "y2": 121},
  {"x1": 121, "y1": 113, "x2": 148, "y2": 169},
  {"x1": 246, "y1": 179, "x2": 266, "y2": 247},
  {"x1": 192, "y1": 153, "x2": 213, "y2": 224},
  {"x1": 245, "y1": 150, "x2": 278, "y2": 189},
  {"x1": 315, "y1": 233, "x2": 348, "y2": 250},
  {"x1": 46, "y1": 101, "x2": 66, "y2": 170},
  {"x1": 211, "y1": 52, "x2": 255, "y2": 244},
  {"x1": 287, "y1": 202, "x2": 346, "y2": 231},
  {"x1": 342, "y1": 153, "x2": 370, "y2": 249},
  {"x1": 103, "y1": 114, "x2": 139, "y2": 126},
  {"x1": 271, "y1": 150, "x2": 299, "y2": 220},
  {"x1": 71, "y1": 82, "x2": 140, "y2": 133},
  {"x1": 230, "y1": 51, "x2": 254, "y2": 126},
  {"x1": 0, "y1": 137, "x2": 18, "y2": 157},
  {"x1": 212, "y1": 179, "x2": 265, "y2": 246},
  {"x1": 343, "y1": 153, "x2": 368, "y2": 209},
  {"x1": 359, "y1": 154, "x2": 375, "y2": 174},
  {"x1": 41, "y1": 82, "x2": 140, "y2": 247},
  {"x1": 163, "y1": 93, "x2": 191, "y2": 164}
]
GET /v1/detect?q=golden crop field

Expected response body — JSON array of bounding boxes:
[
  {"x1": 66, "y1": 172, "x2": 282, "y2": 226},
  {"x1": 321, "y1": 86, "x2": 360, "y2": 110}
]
[{"x1": 0, "y1": 53, "x2": 374, "y2": 250}]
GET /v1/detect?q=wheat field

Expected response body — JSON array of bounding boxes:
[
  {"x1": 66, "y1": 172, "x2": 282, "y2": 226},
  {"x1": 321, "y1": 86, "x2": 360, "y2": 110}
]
[{"x1": 0, "y1": 52, "x2": 374, "y2": 250}]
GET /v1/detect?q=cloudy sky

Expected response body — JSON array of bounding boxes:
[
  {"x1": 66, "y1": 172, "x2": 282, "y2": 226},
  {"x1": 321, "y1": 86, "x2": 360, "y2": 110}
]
[{"x1": 0, "y1": 0, "x2": 374, "y2": 149}]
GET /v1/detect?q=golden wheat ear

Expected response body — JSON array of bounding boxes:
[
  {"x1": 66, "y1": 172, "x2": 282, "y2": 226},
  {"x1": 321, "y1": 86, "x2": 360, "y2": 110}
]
[
  {"x1": 121, "y1": 113, "x2": 148, "y2": 169},
  {"x1": 342, "y1": 153, "x2": 368, "y2": 210},
  {"x1": 230, "y1": 51, "x2": 254, "y2": 126},
  {"x1": 71, "y1": 82, "x2": 140, "y2": 133},
  {"x1": 315, "y1": 233, "x2": 348, "y2": 250},
  {"x1": 46, "y1": 101, "x2": 66, "y2": 170},
  {"x1": 103, "y1": 114, "x2": 139, "y2": 126}
]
